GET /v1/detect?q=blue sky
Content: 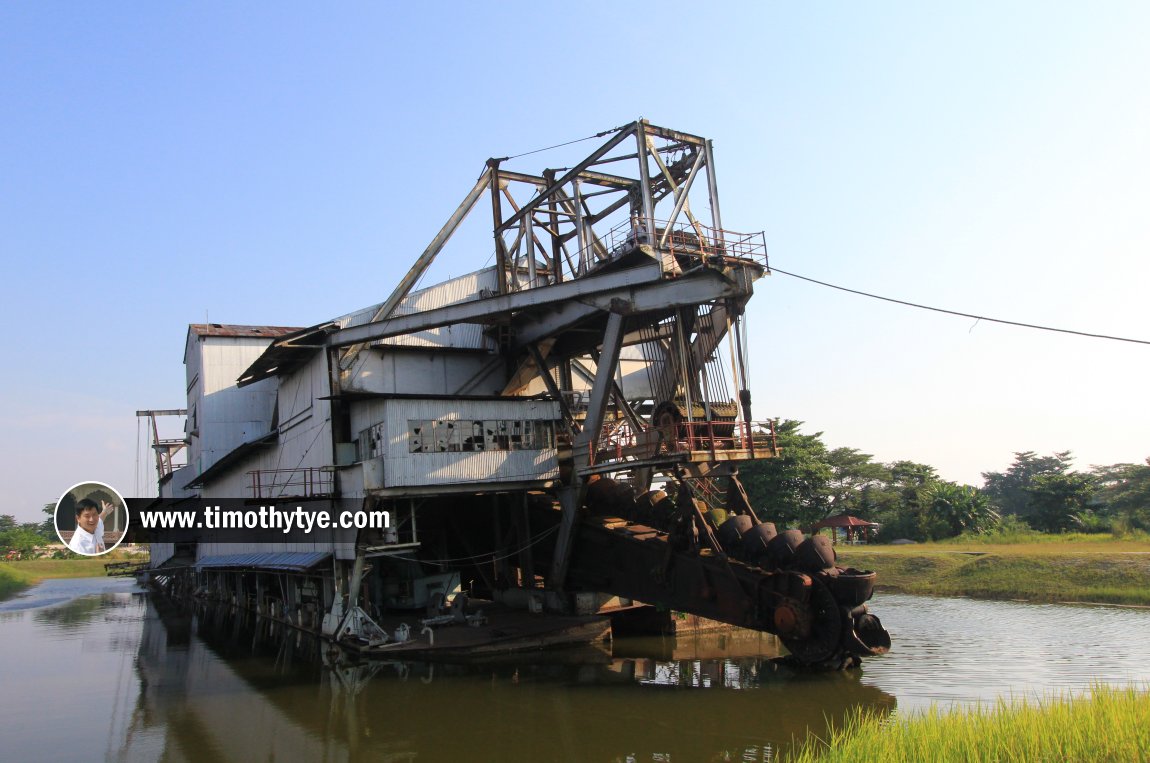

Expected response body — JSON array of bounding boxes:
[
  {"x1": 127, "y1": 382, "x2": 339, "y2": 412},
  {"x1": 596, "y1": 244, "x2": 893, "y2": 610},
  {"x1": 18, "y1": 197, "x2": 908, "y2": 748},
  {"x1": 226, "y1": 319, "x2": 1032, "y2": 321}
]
[{"x1": 3, "y1": 3, "x2": 1148, "y2": 521}]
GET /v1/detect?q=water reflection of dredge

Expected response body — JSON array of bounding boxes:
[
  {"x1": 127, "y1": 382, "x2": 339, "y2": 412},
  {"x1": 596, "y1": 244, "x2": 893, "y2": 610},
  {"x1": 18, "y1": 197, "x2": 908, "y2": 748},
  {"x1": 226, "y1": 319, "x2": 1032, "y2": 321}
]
[
  {"x1": 144, "y1": 120, "x2": 890, "y2": 669},
  {"x1": 125, "y1": 596, "x2": 897, "y2": 761}
]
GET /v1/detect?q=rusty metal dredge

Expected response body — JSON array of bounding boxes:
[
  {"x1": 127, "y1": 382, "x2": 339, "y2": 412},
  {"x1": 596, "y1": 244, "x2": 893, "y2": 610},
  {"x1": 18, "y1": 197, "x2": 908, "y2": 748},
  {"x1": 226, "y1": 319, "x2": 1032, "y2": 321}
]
[{"x1": 149, "y1": 120, "x2": 890, "y2": 669}]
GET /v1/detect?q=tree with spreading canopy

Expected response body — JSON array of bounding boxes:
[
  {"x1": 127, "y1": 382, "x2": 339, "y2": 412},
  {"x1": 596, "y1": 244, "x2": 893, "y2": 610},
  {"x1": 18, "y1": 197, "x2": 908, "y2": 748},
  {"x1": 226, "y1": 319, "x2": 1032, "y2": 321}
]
[{"x1": 982, "y1": 451, "x2": 1074, "y2": 520}]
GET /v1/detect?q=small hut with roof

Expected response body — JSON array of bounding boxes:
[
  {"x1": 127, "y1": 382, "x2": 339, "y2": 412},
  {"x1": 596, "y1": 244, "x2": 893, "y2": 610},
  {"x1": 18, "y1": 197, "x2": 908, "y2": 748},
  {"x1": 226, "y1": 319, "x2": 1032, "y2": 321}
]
[{"x1": 811, "y1": 513, "x2": 880, "y2": 545}]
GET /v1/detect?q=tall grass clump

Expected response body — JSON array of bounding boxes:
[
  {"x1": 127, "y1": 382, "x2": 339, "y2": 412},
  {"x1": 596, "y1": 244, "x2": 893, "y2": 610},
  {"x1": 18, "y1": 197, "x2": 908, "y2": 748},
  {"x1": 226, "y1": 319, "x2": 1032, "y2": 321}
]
[
  {"x1": 783, "y1": 684, "x2": 1150, "y2": 762},
  {"x1": 0, "y1": 564, "x2": 39, "y2": 600}
]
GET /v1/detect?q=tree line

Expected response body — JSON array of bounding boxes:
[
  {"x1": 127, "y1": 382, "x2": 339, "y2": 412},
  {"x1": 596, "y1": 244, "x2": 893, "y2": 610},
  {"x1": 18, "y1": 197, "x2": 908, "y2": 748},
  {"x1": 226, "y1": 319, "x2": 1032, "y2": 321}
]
[
  {"x1": 0, "y1": 505, "x2": 61, "y2": 558},
  {"x1": 738, "y1": 420, "x2": 1150, "y2": 542}
]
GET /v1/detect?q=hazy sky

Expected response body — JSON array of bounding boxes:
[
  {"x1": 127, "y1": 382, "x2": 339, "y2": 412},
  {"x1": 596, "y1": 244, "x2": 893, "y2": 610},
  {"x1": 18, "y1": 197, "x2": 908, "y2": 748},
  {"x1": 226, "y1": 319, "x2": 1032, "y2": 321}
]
[{"x1": 3, "y1": 3, "x2": 1148, "y2": 522}]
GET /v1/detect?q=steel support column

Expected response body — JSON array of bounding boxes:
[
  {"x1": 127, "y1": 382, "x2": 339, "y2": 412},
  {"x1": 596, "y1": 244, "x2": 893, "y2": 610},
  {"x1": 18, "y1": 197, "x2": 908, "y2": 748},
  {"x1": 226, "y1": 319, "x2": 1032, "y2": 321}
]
[
  {"x1": 550, "y1": 310, "x2": 626, "y2": 589},
  {"x1": 572, "y1": 311, "x2": 626, "y2": 467}
]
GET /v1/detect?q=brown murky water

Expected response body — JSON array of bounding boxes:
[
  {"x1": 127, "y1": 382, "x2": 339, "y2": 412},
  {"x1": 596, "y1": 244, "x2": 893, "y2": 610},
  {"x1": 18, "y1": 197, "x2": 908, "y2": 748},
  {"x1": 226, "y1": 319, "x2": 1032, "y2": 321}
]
[{"x1": 3, "y1": 579, "x2": 1150, "y2": 762}]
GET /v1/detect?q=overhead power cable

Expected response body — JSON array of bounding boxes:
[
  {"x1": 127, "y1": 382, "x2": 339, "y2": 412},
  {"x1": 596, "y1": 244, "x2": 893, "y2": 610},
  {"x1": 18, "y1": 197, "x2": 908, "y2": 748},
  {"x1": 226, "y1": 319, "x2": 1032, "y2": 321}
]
[
  {"x1": 496, "y1": 124, "x2": 628, "y2": 162},
  {"x1": 769, "y1": 266, "x2": 1150, "y2": 347}
]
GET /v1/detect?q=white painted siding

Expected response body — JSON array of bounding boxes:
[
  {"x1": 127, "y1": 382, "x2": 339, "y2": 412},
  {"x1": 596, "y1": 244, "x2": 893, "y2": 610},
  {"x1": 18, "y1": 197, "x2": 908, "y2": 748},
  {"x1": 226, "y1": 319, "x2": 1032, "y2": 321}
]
[
  {"x1": 185, "y1": 334, "x2": 280, "y2": 479},
  {"x1": 161, "y1": 466, "x2": 196, "y2": 499},
  {"x1": 199, "y1": 352, "x2": 333, "y2": 500},
  {"x1": 149, "y1": 542, "x2": 174, "y2": 568},
  {"x1": 335, "y1": 267, "x2": 498, "y2": 351},
  {"x1": 380, "y1": 449, "x2": 559, "y2": 487},
  {"x1": 344, "y1": 350, "x2": 498, "y2": 396},
  {"x1": 366, "y1": 398, "x2": 562, "y2": 488}
]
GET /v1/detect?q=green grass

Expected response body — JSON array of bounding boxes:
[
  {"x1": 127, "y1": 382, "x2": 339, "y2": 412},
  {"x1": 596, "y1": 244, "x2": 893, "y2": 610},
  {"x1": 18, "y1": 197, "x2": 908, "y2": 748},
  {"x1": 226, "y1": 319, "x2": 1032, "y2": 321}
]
[
  {"x1": 0, "y1": 551, "x2": 146, "y2": 601},
  {"x1": 962, "y1": 529, "x2": 1150, "y2": 545},
  {"x1": 837, "y1": 537, "x2": 1150, "y2": 606},
  {"x1": 783, "y1": 685, "x2": 1150, "y2": 762}
]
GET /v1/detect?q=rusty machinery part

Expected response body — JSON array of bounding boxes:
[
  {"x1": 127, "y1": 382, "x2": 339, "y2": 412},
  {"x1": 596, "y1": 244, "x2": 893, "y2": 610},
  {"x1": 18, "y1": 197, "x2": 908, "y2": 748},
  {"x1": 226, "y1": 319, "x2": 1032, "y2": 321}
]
[
  {"x1": 848, "y1": 609, "x2": 892, "y2": 656},
  {"x1": 766, "y1": 528, "x2": 805, "y2": 568},
  {"x1": 795, "y1": 535, "x2": 837, "y2": 571},
  {"x1": 653, "y1": 398, "x2": 740, "y2": 424},
  {"x1": 824, "y1": 567, "x2": 877, "y2": 607},
  {"x1": 559, "y1": 477, "x2": 890, "y2": 669},
  {"x1": 585, "y1": 476, "x2": 636, "y2": 518},
  {"x1": 656, "y1": 226, "x2": 732, "y2": 272},
  {"x1": 651, "y1": 399, "x2": 739, "y2": 441},
  {"x1": 651, "y1": 400, "x2": 684, "y2": 436},
  {"x1": 776, "y1": 577, "x2": 843, "y2": 666},
  {"x1": 717, "y1": 514, "x2": 753, "y2": 552},
  {"x1": 633, "y1": 488, "x2": 674, "y2": 528},
  {"x1": 738, "y1": 521, "x2": 777, "y2": 565},
  {"x1": 724, "y1": 475, "x2": 761, "y2": 521},
  {"x1": 767, "y1": 570, "x2": 889, "y2": 668}
]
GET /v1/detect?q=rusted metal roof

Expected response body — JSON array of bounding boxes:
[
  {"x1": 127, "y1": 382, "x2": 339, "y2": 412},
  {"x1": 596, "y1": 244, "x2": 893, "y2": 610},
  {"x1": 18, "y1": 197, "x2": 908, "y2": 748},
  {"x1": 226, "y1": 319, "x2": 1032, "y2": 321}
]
[
  {"x1": 236, "y1": 322, "x2": 339, "y2": 387},
  {"x1": 189, "y1": 324, "x2": 304, "y2": 338},
  {"x1": 195, "y1": 551, "x2": 331, "y2": 571}
]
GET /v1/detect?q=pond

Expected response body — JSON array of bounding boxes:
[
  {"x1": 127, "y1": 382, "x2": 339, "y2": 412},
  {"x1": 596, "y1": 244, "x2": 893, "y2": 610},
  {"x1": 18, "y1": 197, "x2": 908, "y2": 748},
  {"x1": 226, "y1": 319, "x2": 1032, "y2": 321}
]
[{"x1": 2, "y1": 580, "x2": 1148, "y2": 761}]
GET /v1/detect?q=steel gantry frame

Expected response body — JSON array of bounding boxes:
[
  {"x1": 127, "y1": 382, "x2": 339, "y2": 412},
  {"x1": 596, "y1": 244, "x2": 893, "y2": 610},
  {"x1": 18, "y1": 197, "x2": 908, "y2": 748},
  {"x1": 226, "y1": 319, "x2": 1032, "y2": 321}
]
[
  {"x1": 136, "y1": 409, "x2": 188, "y2": 483},
  {"x1": 186, "y1": 120, "x2": 892, "y2": 669},
  {"x1": 321, "y1": 120, "x2": 772, "y2": 590}
]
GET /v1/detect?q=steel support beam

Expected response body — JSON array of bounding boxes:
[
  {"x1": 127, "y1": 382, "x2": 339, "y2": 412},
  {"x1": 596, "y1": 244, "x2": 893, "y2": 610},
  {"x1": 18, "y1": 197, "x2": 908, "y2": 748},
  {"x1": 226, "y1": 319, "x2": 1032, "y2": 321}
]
[
  {"x1": 510, "y1": 265, "x2": 754, "y2": 348},
  {"x1": 339, "y1": 168, "x2": 493, "y2": 370},
  {"x1": 489, "y1": 160, "x2": 510, "y2": 294},
  {"x1": 527, "y1": 343, "x2": 576, "y2": 429},
  {"x1": 570, "y1": 357, "x2": 644, "y2": 434},
  {"x1": 704, "y1": 139, "x2": 723, "y2": 232},
  {"x1": 548, "y1": 486, "x2": 582, "y2": 593},
  {"x1": 496, "y1": 124, "x2": 637, "y2": 235},
  {"x1": 572, "y1": 311, "x2": 626, "y2": 464},
  {"x1": 328, "y1": 263, "x2": 663, "y2": 348},
  {"x1": 550, "y1": 307, "x2": 626, "y2": 591},
  {"x1": 635, "y1": 121, "x2": 655, "y2": 243}
]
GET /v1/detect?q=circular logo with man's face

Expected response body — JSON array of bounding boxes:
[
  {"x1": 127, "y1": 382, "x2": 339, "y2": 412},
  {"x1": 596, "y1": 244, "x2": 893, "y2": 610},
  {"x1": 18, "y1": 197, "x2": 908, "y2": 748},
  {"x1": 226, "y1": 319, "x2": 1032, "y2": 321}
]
[{"x1": 54, "y1": 482, "x2": 129, "y2": 557}]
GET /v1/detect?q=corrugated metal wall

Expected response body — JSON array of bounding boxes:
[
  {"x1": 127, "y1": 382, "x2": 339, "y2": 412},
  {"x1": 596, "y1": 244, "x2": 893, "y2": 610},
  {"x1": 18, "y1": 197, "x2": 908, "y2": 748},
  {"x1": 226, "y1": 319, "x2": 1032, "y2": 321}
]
[
  {"x1": 372, "y1": 398, "x2": 561, "y2": 487},
  {"x1": 185, "y1": 336, "x2": 280, "y2": 478},
  {"x1": 379, "y1": 449, "x2": 559, "y2": 487},
  {"x1": 199, "y1": 353, "x2": 332, "y2": 500},
  {"x1": 343, "y1": 350, "x2": 497, "y2": 396},
  {"x1": 149, "y1": 542, "x2": 174, "y2": 568},
  {"x1": 335, "y1": 267, "x2": 498, "y2": 351}
]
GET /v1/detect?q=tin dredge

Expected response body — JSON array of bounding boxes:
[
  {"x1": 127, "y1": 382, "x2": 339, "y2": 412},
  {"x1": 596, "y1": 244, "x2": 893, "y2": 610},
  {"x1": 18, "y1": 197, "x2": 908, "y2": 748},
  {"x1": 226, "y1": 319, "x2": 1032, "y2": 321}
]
[{"x1": 140, "y1": 121, "x2": 890, "y2": 669}]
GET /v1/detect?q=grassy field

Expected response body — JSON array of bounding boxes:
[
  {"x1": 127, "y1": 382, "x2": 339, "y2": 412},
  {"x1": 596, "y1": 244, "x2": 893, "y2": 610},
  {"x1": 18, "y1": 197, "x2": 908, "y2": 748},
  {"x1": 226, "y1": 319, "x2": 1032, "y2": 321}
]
[
  {"x1": 838, "y1": 535, "x2": 1150, "y2": 606},
  {"x1": 0, "y1": 550, "x2": 147, "y2": 601},
  {"x1": 782, "y1": 684, "x2": 1150, "y2": 762}
]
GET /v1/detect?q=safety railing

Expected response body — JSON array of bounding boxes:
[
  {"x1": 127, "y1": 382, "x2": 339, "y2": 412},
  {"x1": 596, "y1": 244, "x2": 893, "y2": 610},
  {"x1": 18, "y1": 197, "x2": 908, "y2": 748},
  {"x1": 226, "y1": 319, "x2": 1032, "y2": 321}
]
[
  {"x1": 589, "y1": 419, "x2": 778, "y2": 466},
  {"x1": 599, "y1": 219, "x2": 769, "y2": 272},
  {"x1": 248, "y1": 467, "x2": 334, "y2": 500}
]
